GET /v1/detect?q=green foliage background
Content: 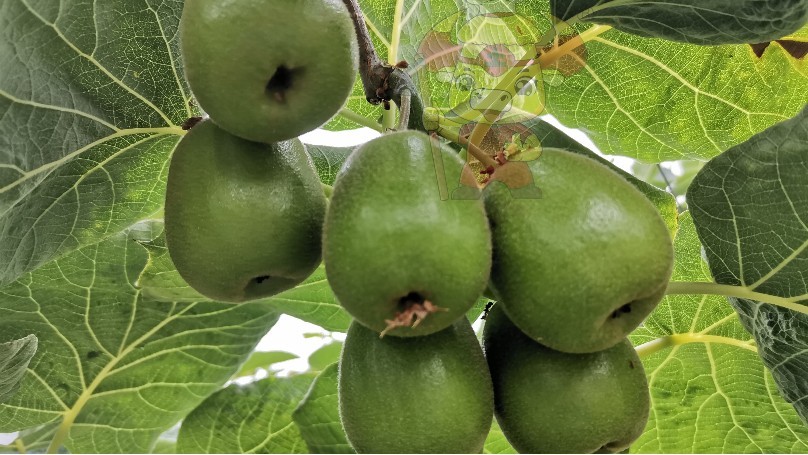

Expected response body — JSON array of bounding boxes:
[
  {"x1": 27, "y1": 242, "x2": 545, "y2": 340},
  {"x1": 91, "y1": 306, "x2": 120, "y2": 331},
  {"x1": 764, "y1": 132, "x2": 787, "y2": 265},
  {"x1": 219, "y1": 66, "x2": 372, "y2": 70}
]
[{"x1": 0, "y1": 0, "x2": 806, "y2": 453}]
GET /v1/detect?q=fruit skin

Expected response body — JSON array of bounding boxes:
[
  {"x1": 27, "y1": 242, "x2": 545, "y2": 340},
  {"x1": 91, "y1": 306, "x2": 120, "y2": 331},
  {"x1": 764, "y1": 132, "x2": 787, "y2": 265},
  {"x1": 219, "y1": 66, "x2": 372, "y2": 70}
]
[
  {"x1": 339, "y1": 318, "x2": 494, "y2": 453},
  {"x1": 323, "y1": 131, "x2": 492, "y2": 337},
  {"x1": 484, "y1": 148, "x2": 673, "y2": 353},
  {"x1": 180, "y1": 0, "x2": 358, "y2": 144},
  {"x1": 483, "y1": 304, "x2": 649, "y2": 454},
  {"x1": 164, "y1": 119, "x2": 326, "y2": 302}
]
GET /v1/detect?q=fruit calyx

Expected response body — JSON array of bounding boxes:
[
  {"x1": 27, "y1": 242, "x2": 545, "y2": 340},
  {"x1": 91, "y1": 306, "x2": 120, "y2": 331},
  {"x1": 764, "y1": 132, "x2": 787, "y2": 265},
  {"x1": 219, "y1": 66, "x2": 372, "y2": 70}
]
[
  {"x1": 380, "y1": 292, "x2": 448, "y2": 337},
  {"x1": 266, "y1": 65, "x2": 302, "y2": 103}
]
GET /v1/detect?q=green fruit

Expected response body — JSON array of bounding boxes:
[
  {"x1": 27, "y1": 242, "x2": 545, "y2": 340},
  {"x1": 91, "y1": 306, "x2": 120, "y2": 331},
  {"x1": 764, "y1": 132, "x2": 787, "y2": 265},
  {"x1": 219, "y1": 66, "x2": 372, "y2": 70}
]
[
  {"x1": 484, "y1": 149, "x2": 673, "y2": 353},
  {"x1": 180, "y1": 0, "x2": 358, "y2": 144},
  {"x1": 483, "y1": 305, "x2": 649, "y2": 454},
  {"x1": 323, "y1": 131, "x2": 491, "y2": 337},
  {"x1": 339, "y1": 318, "x2": 494, "y2": 453},
  {"x1": 164, "y1": 119, "x2": 326, "y2": 302}
]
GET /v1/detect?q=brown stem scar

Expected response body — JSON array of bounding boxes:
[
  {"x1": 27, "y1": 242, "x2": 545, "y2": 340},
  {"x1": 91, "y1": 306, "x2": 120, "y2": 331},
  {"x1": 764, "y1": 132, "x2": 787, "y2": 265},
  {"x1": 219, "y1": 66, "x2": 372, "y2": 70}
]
[{"x1": 379, "y1": 299, "x2": 448, "y2": 337}]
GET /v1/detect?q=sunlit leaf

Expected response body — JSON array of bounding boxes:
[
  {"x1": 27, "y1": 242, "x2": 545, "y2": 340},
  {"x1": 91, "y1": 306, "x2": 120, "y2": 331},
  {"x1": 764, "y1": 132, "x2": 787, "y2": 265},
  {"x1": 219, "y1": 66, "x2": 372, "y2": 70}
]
[
  {"x1": 177, "y1": 375, "x2": 314, "y2": 454},
  {"x1": 292, "y1": 364, "x2": 355, "y2": 454},
  {"x1": 630, "y1": 213, "x2": 808, "y2": 452},
  {"x1": 0, "y1": 222, "x2": 279, "y2": 453},
  {"x1": 0, "y1": 0, "x2": 192, "y2": 287}
]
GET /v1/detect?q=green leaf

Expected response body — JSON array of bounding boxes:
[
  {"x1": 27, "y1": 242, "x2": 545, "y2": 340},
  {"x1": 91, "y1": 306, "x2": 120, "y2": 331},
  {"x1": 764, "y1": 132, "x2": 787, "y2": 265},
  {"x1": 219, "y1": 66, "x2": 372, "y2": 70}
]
[
  {"x1": 630, "y1": 213, "x2": 808, "y2": 452},
  {"x1": 483, "y1": 420, "x2": 517, "y2": 454},
  {"x1": 0, "y1": 422, "x2": 58, "y2": 454},
  {"x1": 136, "y1": 226, "x2": 353, "y2": 333},
  {"x1": 307, "y1": 343, "x2": 343, "y2": 372},
  {"x1": 0, "y1": 0, "x2": 191, "y2": 287},
  {"x1": 687, "y1": 106, "x2": 808, "y2": 423},
  {"x1": 177, "y1": 375, "x2": 314, "y2": 454},
  {"x1": 233, "y1": 351, "x2": 300, "y2": 379},
  {"x1": 0, "y1": 221, "x2": 280, "y2": 453},
  {"x1": 552, "y1": 0, "x2": 808, "y2": 45},
  {"x1": 292, "y1": 363, "x2": 355, "y2": 454},
  {"x1": 0, "y1": 335, "x2": 37, "y2": 404},
  {"x1": 305, "y1": 145, "x2": 356, "y2": 186},
  {"x1": 265, "y1": 266, "x2": 352, "y2": 333},
  {"x1": 544, "y1": 23, "x2": 808, "y2": 161}
]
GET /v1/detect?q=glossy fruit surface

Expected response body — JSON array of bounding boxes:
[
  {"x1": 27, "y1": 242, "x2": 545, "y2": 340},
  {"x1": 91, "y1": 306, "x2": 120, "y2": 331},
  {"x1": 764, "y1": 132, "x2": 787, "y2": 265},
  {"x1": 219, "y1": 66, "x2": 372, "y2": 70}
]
[
  {"x1": 180, "y1": 0, "x2": 358, "y2": 143},
  {"x1": 164, "y1": 119, "x2": 326, "y2": 302},
  {"x1": 339, "y1": 318, "x2": 494, "y2": 453},
  {"x1": 484, "y1": 148, "x2": 673, "y2": 353},
  {"x1": 483, "y1": 305, "x2": 649, "y2": 454},
  {"x1": 323, "y1": 131, "x2": 491, "y2": 337}
]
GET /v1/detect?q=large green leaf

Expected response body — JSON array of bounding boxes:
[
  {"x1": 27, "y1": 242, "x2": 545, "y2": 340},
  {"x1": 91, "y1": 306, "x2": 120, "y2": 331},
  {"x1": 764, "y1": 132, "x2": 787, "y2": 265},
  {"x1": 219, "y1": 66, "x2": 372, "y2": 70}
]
[
  {"x1": 544, "y1": 24, "x2": 808, "y2": 162},
  {"x1": 292, "y1": 363, "x2": 355, "y2": 454},
  {"x1": 0, "y1": 335, "x2": 37, "y2": 404},
  {"x1": 177, "y1": 375, "x2": 314, "y2": 454},
  {"x1": 630, "y1": 213, "x2": 808, "y2": 453},
  {"x1": 0, "y1": 0, "x2": 192, "y2": 287},
  {"x1": 687, "y1": 106, "x2": 808, "y2": 423},
  {"x1": 552, "y1": 0, "x2": 808, "y2": 45},
  {"x1": 0, "y1": 221, "x2": 279, "y2": 453}
]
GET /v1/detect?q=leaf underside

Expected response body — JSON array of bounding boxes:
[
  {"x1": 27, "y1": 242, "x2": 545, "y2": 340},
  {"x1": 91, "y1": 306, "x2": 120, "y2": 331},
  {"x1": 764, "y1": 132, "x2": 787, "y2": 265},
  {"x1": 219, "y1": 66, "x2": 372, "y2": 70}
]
[{"x1": 688, "y1": 106, "x2": 808, "y2": 424}]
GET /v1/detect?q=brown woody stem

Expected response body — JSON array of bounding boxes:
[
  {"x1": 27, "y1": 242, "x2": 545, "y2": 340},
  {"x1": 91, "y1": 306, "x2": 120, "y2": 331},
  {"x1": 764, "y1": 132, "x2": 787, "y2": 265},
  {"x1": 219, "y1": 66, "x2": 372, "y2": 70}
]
[{"x1": 341, "y1": 0, "x2": 425, "y2": 131}]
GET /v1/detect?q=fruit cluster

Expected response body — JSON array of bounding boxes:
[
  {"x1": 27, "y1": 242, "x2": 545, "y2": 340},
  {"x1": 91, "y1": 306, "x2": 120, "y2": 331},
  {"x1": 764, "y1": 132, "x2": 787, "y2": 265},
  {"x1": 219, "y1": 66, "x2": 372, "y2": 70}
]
[
  {"x1": 166, "y1": 2, "x2": 674, "y2": 453},
  {"x1": 329, "y1": 133, "x2": 673, "y2": 454}
]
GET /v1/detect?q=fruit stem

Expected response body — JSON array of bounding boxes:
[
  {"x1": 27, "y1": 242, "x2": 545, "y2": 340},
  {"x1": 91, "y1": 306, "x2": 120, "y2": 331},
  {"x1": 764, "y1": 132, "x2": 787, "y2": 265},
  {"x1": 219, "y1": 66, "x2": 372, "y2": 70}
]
[
  {"x1": 665, "y1": 281, "x2": 808, "y2": 316},
  {"x1": 339, "y1": 107, "x2": 384, "y2": 132},
  {"x1": 432, "y1": 127, "x2": 499, "y2": 169},
  {"x1": 634, "y1": 333, "x2": 757, "y2": 359},
  {"x1": 397, "y1": 90, "x2": 412, "y2": 131},
  {"x1": 340, "y1": 0, "x2": 426, "y2": 131},
  {"x1": 321, "y1": 183, "x2": 334, "y2": 199}
]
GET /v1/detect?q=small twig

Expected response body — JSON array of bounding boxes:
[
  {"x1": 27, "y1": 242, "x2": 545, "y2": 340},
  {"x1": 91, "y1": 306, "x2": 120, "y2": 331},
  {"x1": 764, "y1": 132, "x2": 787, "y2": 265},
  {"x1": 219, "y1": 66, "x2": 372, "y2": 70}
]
[
  {"x1": 341, "y1": 0, "x2": 426, "y2": 131},
  {"x1": 397, "y1": 90, "x2": 411, "y2": 131},
  {"x1": 432, "y1": 127, "x2": 498, "y2": 169}
]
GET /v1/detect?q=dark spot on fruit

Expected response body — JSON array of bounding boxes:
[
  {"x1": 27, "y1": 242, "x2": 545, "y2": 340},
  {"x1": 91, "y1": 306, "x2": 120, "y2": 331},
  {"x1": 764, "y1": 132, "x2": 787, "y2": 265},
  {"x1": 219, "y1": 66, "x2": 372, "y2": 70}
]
[
  {"x1": 252, "y1": 275, "x2": 271, "y2": 284},
  {"x1": 87, "y1": 351, "x2": 100, "y2": 359},
  {"x1": 629, "y1": 360, "x2": 635, "y2": 369},
  {"x1": 610, "y1": 302, "x2": 633, "y2": 319},
  {"x1": 266, "y1": 65, "x2": 302, "y2": 103}
]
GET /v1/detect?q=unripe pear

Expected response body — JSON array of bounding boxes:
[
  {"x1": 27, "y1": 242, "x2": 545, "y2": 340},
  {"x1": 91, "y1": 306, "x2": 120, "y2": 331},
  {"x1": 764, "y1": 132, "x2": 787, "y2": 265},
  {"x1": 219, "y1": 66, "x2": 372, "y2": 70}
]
[
  {"x1": 164, "y1": 119, "x2": 326, "y2": 302},
  {"x1": 340, "y1": 318, "x2": 494, "y2": 453},
  {"x1": 484, "y1": 148, "x2": 673, "y2": 353},
  {"x1": 180, "y1": 0, "x2": 358, "y2": 143},
  {"x1": 483, "y1": 304, "x2": 650, "y2": 453},
  {"x1": 323, "y1": 131, "x2": 492, "y2": 337}
]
